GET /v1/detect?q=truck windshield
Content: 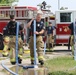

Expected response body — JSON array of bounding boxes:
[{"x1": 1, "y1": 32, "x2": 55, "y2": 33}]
[{"x1": 60, "y1": 12, "x2": 71, "y2": 22}]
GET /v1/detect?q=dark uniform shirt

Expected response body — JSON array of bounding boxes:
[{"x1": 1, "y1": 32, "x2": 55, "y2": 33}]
[
  {"x1": 7, "y1": 21, "x2": 23, "y2": 35},
  {"x1": 47, "y1": 26, "x2": 54, "y2": 35},
  {"x1": 30, "y1": 20, "x2": 45, "y2": 36},
  {"x1": 68, "y1": 22, "x2": 74, "y2": 35}
]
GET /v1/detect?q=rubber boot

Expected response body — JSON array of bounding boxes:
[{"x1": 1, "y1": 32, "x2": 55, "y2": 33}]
[
  {"x1": 39, "y1": 60, "x2": 44, "y2": 65},
  {"x1": 11, "y1": 62, "x2": 16, "y2": 65},
  {"x1": 10, "y1": 58, "x2": 16, "y2": 65},
  {"x1": 18, "y1": 57, "x2": 22, "y2": 64}
]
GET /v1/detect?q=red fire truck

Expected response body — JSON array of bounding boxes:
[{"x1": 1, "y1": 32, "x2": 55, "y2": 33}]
[
  {"x1": 55, "y1": 10, "x2": 74, "y2": 45},
  {"x1": 0, "y1": 6, "x2": 37, "y2": 49}
]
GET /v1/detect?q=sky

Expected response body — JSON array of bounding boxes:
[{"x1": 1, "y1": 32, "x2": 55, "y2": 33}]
[{"x1": 16, "y1": 0, "x2": 76, "y2": 13}]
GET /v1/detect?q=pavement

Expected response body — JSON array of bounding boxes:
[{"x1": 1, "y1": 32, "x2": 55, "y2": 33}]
[{"x1": 0, "y1": 46, "x2": 72, "y2": 75}]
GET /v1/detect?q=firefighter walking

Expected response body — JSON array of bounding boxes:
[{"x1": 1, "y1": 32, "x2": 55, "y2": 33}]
[
  {"x1": 3, "y1": 15, "x2": 24, "y2": 65},
  {"x1": 26, "y1": 12, "x2": 45, "y2": 65}
]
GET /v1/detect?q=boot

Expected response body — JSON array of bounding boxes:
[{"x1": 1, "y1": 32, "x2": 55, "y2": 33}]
[
  {"x1": 31, "y1": 60, "x2": 34, "y2": 65},
  {"x1": 10, "y1": 58, "x2": 16, "y2": 65},
  {"x1": 18, "y1": 57, "x2": 22, "y2": 64},
  {"x1": 2, "y1": 54, "x2": 9, "y2": 57},
  {"x1": 39, "y1": 60, "x2": 44, "y2": 65},
  {"x1": 11, "y1": 61, "x2": 16, "y2": 65}
]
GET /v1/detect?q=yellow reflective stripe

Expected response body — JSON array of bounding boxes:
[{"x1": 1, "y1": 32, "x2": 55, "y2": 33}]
[
  {"x1": 20, "y1": 48, "x2": 23, "y2": 53},
  {"x1": 38, "y1": 56, "x2": 44, "y2": 60},
  {"x1": 2, "y1": 52, "x2": 8, "y2": 55},
  {"x1": 18, "y1": 54, "x2": 22, "y2": 58},
  {"x1": 10, "y1": 58, "x2": 16, "y2": 62},
  {"x1": 3, "y1": 45, "x2": 8, "y2": 51}
]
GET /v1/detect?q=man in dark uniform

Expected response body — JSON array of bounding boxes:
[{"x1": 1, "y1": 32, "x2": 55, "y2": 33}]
[
  {"x1": 64, "y1": 22, "x2": 74, "y2": 55},
  {"x1": 3, "y1": 15, "x2": 23, "y2": 65},
  {"x1": 46, "y1": 22, "x2": 55, "y2": 50},
  {"x1": 26, "y1": 12, "x2": 45, "y2": 65}
]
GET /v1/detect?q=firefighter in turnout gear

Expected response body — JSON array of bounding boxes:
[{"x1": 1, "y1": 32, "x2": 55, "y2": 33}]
[
  {"x1": 46, "y1": 22, "x2": 55, "y2": 50},
  {"x1": 26, "y1": 12, "x2": 45, "y2": 65},
  {"x1": 3, "y1": 15, "x2": 23, "y2": 65},
  {"x1": 64, "y1": 22, "x2": 74, "y2": 56}
]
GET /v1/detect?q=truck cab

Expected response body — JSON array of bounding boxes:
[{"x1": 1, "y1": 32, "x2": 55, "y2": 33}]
[{"x1": 55, "y1": 10, "x2": 76, "y2": 45}]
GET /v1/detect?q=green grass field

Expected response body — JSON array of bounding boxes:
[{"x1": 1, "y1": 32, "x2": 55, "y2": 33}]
[{"x1": 45, "y1": 56, "x2": 76, "y2": 75}]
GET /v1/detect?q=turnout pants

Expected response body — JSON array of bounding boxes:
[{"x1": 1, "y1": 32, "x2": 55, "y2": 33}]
[
  {"x1": 3, "y1": 35, "x2": 23, "y2": 62},
  {"x1": 70, "y1": 35, "x2": 74, "y2": 55},
  {"x1": 47, "y1": 34, "x2": 54, "y2": 49},
  {"x1": 9, "y1": 36, "x2": 23, "y2": 62},
  {"x1": 29, "y1": 36, "x2": 44, "y2": 62}
]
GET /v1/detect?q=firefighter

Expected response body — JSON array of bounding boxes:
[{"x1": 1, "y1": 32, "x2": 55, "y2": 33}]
[
  {"x1": 46, "y1": 22, "x2": 55, "y2": 50},
  {"x1": 26, "y1": 12, "x2": 45, "y2": 65},
  {"x1": 45, "y1": 17, "x2": 49, "y2": 29},
  {"x1": 3, "y1": 15, "x2": 23, "y2": 65},
  {"x1": 64, "y1": 22, "x2": 74, "y2": 55}
]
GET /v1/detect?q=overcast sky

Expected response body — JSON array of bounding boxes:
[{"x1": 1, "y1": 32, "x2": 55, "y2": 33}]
[{"x1": 17, "y1": 0, "x2": 76, "y2": 13}]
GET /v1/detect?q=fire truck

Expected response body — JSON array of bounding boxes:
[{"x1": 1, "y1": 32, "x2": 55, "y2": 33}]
[
  {"x1": 55, "y1": 10, "x2": 75, "y2": 45},
  {"x1": 42, "y1": 9, "x2": 75, "y2": 46},
  {"x1": 0, "y1": 6, "x2": 37, "y2": 49}
]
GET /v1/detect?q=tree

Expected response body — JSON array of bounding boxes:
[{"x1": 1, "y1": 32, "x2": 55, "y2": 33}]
[{"x1": 0, "y1": 0, "x2": 19, "y2": 6}]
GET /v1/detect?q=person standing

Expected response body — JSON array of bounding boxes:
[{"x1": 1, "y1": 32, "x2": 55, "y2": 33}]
[
  {"x1": 45, "y1": 17, "x2": 49, "y2": 29},
  {"x1": 46, "y1": 22, "x2": 55, "y2": 50},
  {"x1": 26, "y1": 12, "x2": 45, "y2": 65},
  {"x1": 3, "y1": 15, "x2": 23, "y2": 65}
]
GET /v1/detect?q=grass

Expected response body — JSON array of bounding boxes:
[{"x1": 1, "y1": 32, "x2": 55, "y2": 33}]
[{"x1": 45, "y1": 56, "x2": 76, "y2": 75}]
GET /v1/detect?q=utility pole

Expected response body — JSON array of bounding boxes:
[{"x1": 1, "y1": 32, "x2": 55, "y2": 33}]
[{"x1": 58, "y1": 0, "x2": 60, "y2": 10}]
